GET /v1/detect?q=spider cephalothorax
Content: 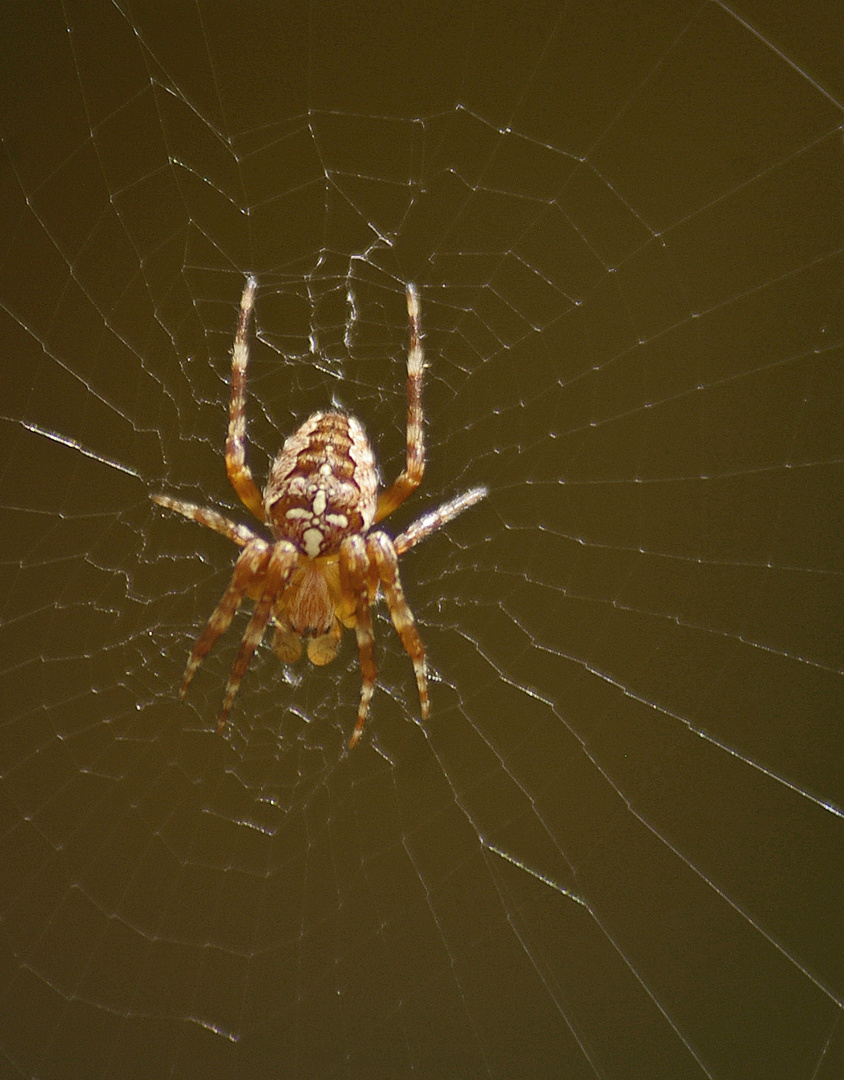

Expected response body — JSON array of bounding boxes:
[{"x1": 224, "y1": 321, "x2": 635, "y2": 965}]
[{"x1": 153, "y1": 277, "x2": 485, "y2": 747}]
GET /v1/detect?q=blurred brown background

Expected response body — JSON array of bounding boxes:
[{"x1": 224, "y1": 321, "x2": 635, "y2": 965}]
[{"x1": 0, "y1": 2, "x2": 842, "y2": 1078}]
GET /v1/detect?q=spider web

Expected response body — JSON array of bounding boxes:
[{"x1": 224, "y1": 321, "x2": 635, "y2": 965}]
[{"x1": 1, "y1": 1, "x2": 842, "y2": 1077}]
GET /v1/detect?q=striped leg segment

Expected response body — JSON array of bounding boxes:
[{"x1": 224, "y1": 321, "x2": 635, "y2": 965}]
[
  {"x1": 217, "y1": 541, "x2": 298, "y2": 731},
  {"x1": 150, "y1": 494, "x2": 256, "y2": 548},
  {"x1": 393, "y1": 486, "x2": 487, "y2": 555},
  {"x1": 225, "y1": 276, "x2": 265, "y2": 522},
  {"x1": 375, "y1": 283, "x2": 426, "y2": 523},
  {"x1": 340, "y1": 535, "x2": 377, "y2": 748},
  {"x1": 179, "y1": 537, "x2": 270, "y2": 701},
  {"x1": 367, "y1": 531, "x2": 429, "y2": 724}
]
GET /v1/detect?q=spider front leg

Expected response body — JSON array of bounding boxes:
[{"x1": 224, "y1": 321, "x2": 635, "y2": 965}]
[
  {"x1": 179, "y1": 537, "x2": 271, "y2": 701},
  {"x1": 218, "y1": 540, "x2": 298, "y2": 730},
  {"x1": 368, "y1": 531, "x2": 429, "y2": 725},
  {"x1": 178, "y1": 536, "x2": 297, "y2": 732},
  {"x1": 340, "y1": 534, "x2": 379, "y2": 748}
]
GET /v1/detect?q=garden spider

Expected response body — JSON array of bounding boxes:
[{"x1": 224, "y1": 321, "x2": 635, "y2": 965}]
[{"x1": 153, "y1": 277, "x2": 486, "y2": 747}]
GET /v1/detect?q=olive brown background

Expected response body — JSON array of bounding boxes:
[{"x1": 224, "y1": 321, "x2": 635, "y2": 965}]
[{"x1": 0, "y1": 2, "x2": 842, "y2": 1078}]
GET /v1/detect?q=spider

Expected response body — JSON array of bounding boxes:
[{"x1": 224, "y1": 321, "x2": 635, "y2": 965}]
[{"x1": 153, "y1": 277, "x2": 486, "y2": 747}]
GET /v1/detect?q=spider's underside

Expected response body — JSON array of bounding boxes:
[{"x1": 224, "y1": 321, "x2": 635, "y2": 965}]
[{"x1": 153, "y1": 278, "x2": 485, "y2": 747}]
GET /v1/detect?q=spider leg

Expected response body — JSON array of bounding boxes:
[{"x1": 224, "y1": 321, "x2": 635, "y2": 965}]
[
  {"x1": 179, "y1": 537, "x2": 270, "y2": 701},
  {"x1": 394, "y1": 486, "x2": 487, "y2": 555},
  {"x1": 340, "y1": 535, "x2": 378, "y2": 748},
  {"x1": 367, "y1": 531, "x2": 429, "y2": 726},
  {"x1": 218, "y1": 540, "x2": 298, "y2": 731},
  {"x1": 151, "y1": 494, "x2": 258, "y2": 548},
  {"x1": 375, "y1": 283, "x2": 425, "y2": 523},
  {"x1": 225, "y1": 276, "x2": 266, "y2": 523}
]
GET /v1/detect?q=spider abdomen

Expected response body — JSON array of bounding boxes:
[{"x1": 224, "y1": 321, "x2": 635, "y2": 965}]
[{"x1": 264, "y1": 411, "x2": 378, "y2": 558}]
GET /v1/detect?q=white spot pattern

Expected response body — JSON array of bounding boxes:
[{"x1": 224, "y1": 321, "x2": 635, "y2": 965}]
[{"x1": 303, "y1": 527, "x2": 324, "y2": 558}]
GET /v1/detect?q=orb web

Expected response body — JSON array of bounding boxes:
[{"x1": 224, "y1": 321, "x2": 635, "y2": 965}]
[{"x1": 0, "y1": 2, "x2": 842, "y2": 1078}]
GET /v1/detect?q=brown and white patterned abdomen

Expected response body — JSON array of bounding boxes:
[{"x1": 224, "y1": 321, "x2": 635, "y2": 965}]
[{"x1": 263, "y1": 412, "x2": 378, "y2": 558}]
